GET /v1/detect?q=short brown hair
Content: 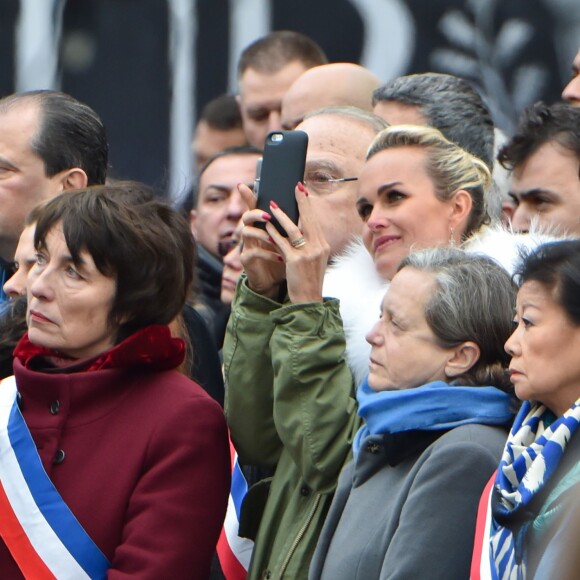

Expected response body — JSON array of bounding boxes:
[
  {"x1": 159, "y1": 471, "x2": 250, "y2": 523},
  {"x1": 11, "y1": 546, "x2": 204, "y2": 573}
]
[
  {"x1": 238, "y1": 30, "x2": 327, "y2": 77},
  {"x1": 34, "y1": 184, "x2": 195, "y2": 342}
]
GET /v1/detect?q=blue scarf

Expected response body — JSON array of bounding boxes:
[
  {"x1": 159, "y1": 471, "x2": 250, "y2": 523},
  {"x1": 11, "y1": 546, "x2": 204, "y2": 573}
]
[
  {"x1": 489, "y1": 399, "x2": 580, "y2": 579},
  {"x1": 353, "y1": 378, "x2": 515, "y2": 457}
]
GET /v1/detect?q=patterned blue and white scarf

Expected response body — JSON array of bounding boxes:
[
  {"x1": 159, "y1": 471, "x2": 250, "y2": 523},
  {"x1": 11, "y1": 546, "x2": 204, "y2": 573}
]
[{"x1": 490, "y1": 398, "x2": 580, "y2": 579}]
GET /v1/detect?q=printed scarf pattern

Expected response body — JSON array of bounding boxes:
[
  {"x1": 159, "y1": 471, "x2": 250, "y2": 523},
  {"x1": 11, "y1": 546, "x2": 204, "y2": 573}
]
[{"x1": 489, "y1": 398, "x2": 580, "y2": 579}]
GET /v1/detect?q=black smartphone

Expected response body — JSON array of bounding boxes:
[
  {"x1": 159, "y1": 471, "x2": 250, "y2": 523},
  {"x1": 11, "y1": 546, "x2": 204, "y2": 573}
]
[{"x1": 256, "y1": 130, "x2": 308, "y2": 237}]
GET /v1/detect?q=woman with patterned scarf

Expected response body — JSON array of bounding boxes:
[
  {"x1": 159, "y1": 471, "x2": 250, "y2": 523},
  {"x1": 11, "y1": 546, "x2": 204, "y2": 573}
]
[{"x1": 479, "y1": 240, "x2": 580, "y2": 579}]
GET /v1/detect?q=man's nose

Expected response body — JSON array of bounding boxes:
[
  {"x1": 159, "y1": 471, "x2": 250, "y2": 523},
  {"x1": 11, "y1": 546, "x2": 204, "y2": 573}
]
[{"x1": 511, "y1": 205, "x2": 532, "y2": 233}]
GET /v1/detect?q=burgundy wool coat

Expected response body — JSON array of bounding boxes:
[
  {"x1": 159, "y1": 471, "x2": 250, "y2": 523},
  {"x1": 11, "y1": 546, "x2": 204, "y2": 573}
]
[{"x1": 0, "y1": 327, "x2": 231, "y2": 580}]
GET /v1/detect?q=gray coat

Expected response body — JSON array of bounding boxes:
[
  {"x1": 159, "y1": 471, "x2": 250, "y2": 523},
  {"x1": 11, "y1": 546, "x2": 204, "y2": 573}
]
[{"x1": 309, "y1": 424, "x2": 508, "y2": 580}]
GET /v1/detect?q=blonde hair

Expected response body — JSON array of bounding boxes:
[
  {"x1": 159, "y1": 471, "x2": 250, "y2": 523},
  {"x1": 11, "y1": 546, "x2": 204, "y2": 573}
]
[{"x1": 367, "y1": 125, "x2": 492, "y2": 238}]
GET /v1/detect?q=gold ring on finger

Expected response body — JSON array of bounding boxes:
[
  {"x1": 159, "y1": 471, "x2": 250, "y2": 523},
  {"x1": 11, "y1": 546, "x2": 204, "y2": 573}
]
[{"x1": 290, "y1": 236, "x2": 307, "y2": 249}]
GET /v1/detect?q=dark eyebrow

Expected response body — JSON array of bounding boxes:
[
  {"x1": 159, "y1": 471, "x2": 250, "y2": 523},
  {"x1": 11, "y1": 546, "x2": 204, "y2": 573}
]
[
  {"x1": 203, "y1": 185, "x2": 231, "y2": 194},
  {"x1": 510, "y1": 188, "x2": 560, "y2": 202},
  {"x1": 377, "y1": 181, "x2": 403, "y2": 196},
  {"x1": 356, "y1": 181, "x2": 403, "y2": 206}
]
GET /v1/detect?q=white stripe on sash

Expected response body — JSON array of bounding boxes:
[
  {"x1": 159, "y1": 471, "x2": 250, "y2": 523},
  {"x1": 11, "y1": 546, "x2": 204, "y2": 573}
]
[{"x1": 0, "y1": 376, "x2": 96, "y2": 579}]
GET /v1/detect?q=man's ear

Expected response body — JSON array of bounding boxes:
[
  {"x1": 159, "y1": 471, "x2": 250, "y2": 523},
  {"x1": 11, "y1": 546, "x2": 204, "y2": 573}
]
[
  {"x1": 189, "y1": 209, "x2": 198, "y2": 239},
  {"x1": 444, "y1": 341, "x2": 480, "y2": 379},
  {"x1": 59, "y1": 168, "x2": 89, "y2": 190},
  {"x1": 449, "y1": 189, "x2": 473, "y2": 232}
]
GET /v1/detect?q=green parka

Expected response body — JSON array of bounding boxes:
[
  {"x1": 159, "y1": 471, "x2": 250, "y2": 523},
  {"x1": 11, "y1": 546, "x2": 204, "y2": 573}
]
[{"x1": 224, "y1": 278, "x2": 361, "y2": 579}]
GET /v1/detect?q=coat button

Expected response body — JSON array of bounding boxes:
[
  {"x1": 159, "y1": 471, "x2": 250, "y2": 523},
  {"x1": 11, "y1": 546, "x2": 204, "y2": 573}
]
[
  {"x1": 53, "y1": 449, "x2": 66, "y2": 464},
  {"x1": 366, "y1": 441, "x2": 381, "y2": 454},
  {"x1": 50, "y1": 400, "x2": 60, "y2": 415},
  {"x1": 300, "y1": 485, "x2": 310, "y2": 497}
]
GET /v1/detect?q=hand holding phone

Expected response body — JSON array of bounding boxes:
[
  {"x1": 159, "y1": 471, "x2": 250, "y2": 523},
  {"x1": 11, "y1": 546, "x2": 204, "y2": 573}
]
[{"x1": 256, "y1": 130, "x2": 308, "y2": 236}]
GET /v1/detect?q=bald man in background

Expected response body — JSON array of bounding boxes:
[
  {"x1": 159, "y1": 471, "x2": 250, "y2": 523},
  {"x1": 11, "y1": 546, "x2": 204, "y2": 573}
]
[{"x1": 281, "y1": 63, "x2": 381, "y2": 130}]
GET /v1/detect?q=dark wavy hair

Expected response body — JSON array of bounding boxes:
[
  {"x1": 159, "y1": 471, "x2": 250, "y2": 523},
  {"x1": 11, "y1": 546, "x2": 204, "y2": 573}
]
[
  {"x1": 498, "y1": 102, "x2": 580, "y2": 174},
  {"x1": 514, "y1": 240, "x2": 580, "y2": 325}
]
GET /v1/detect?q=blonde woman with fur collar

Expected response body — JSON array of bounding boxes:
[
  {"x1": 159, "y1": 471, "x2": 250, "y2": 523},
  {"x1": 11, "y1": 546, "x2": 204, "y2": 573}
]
[{"x1": 323, "y1": 126, "x2": 557, "y2": 385}]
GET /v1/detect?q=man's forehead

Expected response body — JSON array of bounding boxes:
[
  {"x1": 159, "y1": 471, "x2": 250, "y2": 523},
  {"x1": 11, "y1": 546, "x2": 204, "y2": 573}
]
[
  {"x1": 298, "y1": 115, "x2": 372, "y2": 163},
  {"x1": 0, "y1": 99, "x2": 40, "y2": 137},
  {"x1": 239, "y1": 62, "x2": 307, "y2": 100},
  {"x1": 200, "y1": 154, "x2": 260, "y2": 185}
]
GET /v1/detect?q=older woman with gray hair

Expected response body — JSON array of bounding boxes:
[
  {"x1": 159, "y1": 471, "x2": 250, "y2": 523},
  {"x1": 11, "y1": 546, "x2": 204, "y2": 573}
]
[{"x1": 309, "y1": 248, "x2": 518, "y2": 580}]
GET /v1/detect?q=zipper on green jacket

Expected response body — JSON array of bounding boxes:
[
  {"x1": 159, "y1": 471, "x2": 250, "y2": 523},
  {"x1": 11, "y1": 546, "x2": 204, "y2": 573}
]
[{"x1": 275, "y1": 493, "x2": 322, "y2": 579}]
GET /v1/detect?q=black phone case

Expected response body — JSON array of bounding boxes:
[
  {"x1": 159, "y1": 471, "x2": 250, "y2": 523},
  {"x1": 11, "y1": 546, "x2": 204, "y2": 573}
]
[{"x1": 256, "y1": 130, "x2": 308, "y2": 237}]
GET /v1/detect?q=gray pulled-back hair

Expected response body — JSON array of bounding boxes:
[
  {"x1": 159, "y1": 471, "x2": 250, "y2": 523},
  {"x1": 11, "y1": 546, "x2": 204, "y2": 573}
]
[{"x1": 398, "y1": 247, "x2": 516, "y2": 391}]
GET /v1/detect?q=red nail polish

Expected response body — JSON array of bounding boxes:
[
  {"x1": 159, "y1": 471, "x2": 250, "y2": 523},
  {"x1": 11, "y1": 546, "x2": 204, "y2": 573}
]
[
  {"x1": 277, "y1": 255, "x2": 284, "y2": 262},
  {"x1": 262, "y1": 213, "x2": 271, "y2": 221},
  {"x1": 268, "y1": 236, "x2": 275, "y2": 244},
  {"x1": 297, "y1": 181, "x2": 305, "y2": 192},
  {"x1": 270, "y1": 200, "x2": 279, "y2": 209}
]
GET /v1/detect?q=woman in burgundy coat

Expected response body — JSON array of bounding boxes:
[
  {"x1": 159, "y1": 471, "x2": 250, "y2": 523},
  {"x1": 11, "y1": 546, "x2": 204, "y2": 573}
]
[{"x1": 0, "y1": 185, "x2": 230, "y2": 579}]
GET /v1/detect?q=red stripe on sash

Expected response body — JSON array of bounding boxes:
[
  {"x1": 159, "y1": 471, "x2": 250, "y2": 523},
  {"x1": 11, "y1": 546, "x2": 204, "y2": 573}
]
[
  {"x1": 217, "y1": 527, "x2": 248, "y2": 580},
  {"x1": 0, "y1": 481, "x2": 56, "y2": 579},
  {"x1": 470, "y1": 470, "x2": 496, "y2": 580}
]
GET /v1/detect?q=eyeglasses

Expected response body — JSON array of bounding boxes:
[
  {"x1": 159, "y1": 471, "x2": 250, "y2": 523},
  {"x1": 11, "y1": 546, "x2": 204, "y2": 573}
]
[{"x1": 303, "y1": 173, "x2": 358, "y2": 194}]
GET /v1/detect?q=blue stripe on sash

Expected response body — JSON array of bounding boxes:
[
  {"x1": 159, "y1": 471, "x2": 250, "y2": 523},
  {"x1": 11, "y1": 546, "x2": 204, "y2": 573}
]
[
  {"x1": 231, "y1": 458, "x2": 247, "y2": 521},
  {"x1": 7, "y1": 400, "x2": 110, "y2": 579}
]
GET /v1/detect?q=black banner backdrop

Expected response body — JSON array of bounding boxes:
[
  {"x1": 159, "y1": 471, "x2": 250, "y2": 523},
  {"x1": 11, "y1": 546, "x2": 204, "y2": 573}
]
[{"x1": 0, "y1": 0, "x2": 577, "y2": 197}]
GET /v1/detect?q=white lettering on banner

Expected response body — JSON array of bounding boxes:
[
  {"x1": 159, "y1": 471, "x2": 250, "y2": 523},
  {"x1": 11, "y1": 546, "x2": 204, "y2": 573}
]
[
  {"x1": 16, "y1": 0, "x2": 65, "y2": 91},
  {"x1": 348, "y1": 0, "x2": 415, "y2": 81},
  {"x1": 229, "y1": 0, "x2": 271, "y2": 92}
]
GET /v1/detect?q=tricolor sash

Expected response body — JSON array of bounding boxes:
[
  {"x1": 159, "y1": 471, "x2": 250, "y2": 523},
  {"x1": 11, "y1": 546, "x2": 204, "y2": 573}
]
[
  {"x1": 470, "y1": 471, "x2": 496, "y2": 580},
  {"x1": 216, "y1": 437, "x2": 253, "y2": 579},
  {"x1": 0, "y1": 375, "x2": 110, "y2": 579}
]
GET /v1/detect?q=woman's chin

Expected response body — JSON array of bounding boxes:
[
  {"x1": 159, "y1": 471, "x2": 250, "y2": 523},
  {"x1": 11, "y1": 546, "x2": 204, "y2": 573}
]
[
  {"x1": 27, "y1": 329, "x2": 51, "y2": 349},
  {"x1": 374, "y1": 255, "x2": 399, "y2": 282},
  {"x1": 367, "y1": 375, "x2": 390, "y2": 392}
]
